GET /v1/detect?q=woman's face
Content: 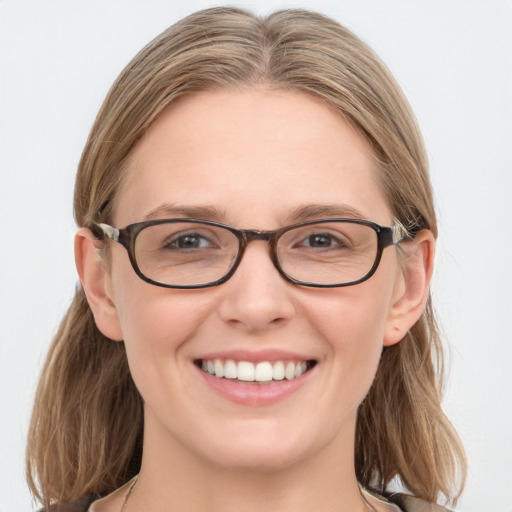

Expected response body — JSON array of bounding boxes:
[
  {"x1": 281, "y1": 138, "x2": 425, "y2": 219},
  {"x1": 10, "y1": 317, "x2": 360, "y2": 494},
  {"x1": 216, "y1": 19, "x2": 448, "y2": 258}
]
[{"x1": 93, "y1": 89, "x2": 413, "y2": 472}]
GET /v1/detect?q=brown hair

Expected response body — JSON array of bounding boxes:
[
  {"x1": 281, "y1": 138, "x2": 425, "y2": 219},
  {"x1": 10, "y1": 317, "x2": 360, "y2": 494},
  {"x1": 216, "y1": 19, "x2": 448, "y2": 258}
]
[{"x1": 27, "y1": 7, "x2": 466, "y2": 508}]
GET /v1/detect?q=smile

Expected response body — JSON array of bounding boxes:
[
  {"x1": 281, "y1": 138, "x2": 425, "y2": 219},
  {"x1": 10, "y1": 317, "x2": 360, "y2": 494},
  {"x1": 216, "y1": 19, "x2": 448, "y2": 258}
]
[{"x1": 196, "y1": 359, "x2": 317, "y2": 383}]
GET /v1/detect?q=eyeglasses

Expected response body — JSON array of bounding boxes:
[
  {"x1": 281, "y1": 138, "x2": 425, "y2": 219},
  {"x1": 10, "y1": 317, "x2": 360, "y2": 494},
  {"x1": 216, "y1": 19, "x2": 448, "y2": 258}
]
[{"x1": 94, "y1": 218, "x2": 408, "y2": 289}]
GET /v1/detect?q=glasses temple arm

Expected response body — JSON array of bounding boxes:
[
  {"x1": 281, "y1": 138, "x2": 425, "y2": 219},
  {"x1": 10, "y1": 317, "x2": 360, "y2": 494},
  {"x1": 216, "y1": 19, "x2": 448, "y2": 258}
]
[
  {"x1": 393, "y1": 221, "x2": 412, "y2": 244},
  {"x1": 95, "y1": 223, "x2": 121, "y2": 243}
]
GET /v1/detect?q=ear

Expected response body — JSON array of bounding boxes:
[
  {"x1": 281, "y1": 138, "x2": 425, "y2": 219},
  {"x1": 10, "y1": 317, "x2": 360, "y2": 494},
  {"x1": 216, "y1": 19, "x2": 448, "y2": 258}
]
[
  {"x1": 383, "y1": 229, "x2": 435, "y2": 347},
  {"x1": 75, "y1": 227, "x2": 124, "y2": 341}
]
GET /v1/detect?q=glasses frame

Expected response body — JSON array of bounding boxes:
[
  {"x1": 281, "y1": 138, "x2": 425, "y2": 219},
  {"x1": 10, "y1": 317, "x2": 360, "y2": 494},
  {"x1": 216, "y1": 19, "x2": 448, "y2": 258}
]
[{"x1": 93, "y1": 218, "x2": 408, "y2": 289}]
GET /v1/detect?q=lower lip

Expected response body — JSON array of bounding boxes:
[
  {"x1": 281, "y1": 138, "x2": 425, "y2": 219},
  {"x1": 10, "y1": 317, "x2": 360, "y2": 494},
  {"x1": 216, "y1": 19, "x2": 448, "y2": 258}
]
[{"x1": 196, "y1": 365, "x2": 314, "y2": 406}]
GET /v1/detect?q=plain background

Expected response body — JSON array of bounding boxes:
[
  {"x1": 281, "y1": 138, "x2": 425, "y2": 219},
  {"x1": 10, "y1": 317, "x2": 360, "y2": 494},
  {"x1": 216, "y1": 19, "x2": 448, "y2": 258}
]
[{"x1": 1, "y1": 1, "x2": 511, "y2": 511}]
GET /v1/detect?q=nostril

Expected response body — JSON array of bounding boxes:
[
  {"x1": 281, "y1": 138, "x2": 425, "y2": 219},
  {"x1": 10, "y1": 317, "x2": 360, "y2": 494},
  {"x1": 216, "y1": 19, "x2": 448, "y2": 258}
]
[{"x1": 269, "y1": 316, "x2": 287, "y2": 326}]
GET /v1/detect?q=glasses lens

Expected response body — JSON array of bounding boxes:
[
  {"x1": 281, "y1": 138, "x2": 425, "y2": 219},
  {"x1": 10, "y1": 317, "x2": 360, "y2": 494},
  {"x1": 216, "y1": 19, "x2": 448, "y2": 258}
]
[
  {"x1": 134, "y1": 222, "x2": 239, "y2": 287},
  {"x1": 277, "y1": 221, "x2": 378, "y2": 285}
]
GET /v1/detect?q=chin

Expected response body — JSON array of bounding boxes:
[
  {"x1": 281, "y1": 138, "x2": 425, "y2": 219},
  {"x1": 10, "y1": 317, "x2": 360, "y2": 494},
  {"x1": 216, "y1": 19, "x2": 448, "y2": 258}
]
[
  {"x1": 202, "y1": 441, "x2": 312, "y2": 472},
  {"x1": 187, "y1": 418, "x2": 343, "y2": 473}
]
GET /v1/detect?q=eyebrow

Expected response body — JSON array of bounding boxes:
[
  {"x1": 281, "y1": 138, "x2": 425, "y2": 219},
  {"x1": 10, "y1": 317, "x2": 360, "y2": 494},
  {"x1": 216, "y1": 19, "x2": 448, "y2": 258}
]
[
  {"x1": 142, "y1": 202, "x2": 368, "y2": 224},
  {"x1": 142, "y1": 202, "x2": 226, "y2": 221},
  {"x1": 285, "y1": 204, "x2": 368, "y2": 222}
]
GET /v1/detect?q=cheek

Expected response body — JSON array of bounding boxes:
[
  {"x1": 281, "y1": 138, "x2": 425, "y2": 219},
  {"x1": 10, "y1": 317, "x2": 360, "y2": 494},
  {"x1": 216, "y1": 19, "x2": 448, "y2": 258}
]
[
  {"x1": 307, "y1": 278, "x2": 393, "y2": 352},
  {"x1": 115, "y1": 291, "x2": 219, "y2": 426},
  {"x1": 109, "y1": 264, "x2": 210, "y2": 380},
  {"x1": 111, "y1": 249, "x2": 202, "y2": 341},
  {"x1": 119, "y1": 294, "x2": 209, "y2": 353},
  {"x1": 306, "y1": 274, "x2": 396, "y2": 399}
]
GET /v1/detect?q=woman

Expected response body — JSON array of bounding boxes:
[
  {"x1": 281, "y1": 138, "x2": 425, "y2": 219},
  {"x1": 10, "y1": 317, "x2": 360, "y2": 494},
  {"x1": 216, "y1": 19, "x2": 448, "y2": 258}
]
[{"x1": 26, "y1": 7, "x2": 466, "y2": 512}]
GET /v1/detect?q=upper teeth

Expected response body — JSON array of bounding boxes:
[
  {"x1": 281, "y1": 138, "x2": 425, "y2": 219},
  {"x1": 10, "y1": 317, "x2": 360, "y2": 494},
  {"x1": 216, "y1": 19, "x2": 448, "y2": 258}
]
[{"x1": 200, "y1": 359, "x2": 309, "y2": 382}]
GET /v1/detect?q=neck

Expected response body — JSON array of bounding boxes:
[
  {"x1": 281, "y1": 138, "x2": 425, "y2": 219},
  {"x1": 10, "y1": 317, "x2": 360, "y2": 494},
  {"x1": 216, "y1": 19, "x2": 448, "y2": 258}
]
[{"x1": 129, "y1": 415, "x2": 370, "y2": 512}]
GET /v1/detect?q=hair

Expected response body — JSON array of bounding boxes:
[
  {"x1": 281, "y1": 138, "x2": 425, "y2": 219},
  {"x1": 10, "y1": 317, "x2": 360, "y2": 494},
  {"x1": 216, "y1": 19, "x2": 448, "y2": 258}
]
[{"x1": 27, "y1": 7, "x2": 466, "y2": 509}]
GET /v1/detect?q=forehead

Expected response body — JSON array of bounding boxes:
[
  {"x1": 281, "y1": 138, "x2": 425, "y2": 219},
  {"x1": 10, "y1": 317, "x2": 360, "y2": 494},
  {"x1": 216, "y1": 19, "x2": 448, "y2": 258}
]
[{"x1": 115, "y1": 89, "x2": 391, "y2": 227}]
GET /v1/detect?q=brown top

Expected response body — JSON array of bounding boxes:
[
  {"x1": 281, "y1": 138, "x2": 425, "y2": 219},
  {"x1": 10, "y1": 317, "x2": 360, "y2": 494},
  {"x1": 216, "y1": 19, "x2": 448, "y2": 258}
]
[{"x1": 387, "y1": 494, "x2": 452, "y2": 512}]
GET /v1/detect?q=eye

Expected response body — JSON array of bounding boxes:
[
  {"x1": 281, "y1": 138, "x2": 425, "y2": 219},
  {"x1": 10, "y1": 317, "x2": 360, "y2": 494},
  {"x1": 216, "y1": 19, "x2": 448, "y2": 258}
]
[
  {"x1": 303, "y1": 233, "x2": 336, "y2": 248},
  {"x1": 298, "y1": 232, "x2": 349, "y2": 249},
  {"x1": 166, "y1": 232, "x2": 214, "y2": 250}
]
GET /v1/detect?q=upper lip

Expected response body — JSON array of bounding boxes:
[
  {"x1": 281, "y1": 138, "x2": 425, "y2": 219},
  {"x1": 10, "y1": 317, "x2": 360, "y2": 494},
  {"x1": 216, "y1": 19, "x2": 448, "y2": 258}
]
[{"x1": 194, "y1": 349, "x2": 316, "y2": 363}]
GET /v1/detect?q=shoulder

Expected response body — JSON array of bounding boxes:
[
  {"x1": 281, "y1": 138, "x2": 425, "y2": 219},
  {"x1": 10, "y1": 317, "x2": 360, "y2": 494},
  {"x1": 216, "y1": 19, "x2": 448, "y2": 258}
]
[
  {"x1": 387, "y1": 493, "x2": 453, "y2": 512},
  {"x1": 38, "y1": 491, "x2": 453, "y2": 512}
]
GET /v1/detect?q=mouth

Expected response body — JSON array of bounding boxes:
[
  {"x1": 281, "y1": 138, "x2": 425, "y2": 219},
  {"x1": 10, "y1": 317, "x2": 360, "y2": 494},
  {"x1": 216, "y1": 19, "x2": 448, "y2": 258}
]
[{"x1": 194, "y1": 358, "x2": 317, "y2": 384}]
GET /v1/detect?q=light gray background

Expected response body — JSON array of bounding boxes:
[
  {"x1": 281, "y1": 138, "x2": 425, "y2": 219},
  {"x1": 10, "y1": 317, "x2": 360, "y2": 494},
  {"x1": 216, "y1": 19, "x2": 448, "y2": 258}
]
[{"x1": 1, "y1": 1, "x2": 511, "y2": 511}]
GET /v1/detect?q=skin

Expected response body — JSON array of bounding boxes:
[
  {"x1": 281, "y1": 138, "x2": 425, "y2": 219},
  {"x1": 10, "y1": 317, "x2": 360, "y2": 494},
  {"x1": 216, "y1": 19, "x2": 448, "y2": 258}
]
[{"x1": 76, "y1": 89, "x2": 434, "y2": 512}]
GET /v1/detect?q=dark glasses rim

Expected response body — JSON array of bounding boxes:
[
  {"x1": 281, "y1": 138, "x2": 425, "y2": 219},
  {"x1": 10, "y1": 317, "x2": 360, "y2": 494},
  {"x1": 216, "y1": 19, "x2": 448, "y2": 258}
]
[{"x1": 93, "y1": 217, "x2": 409, "y2": 289}]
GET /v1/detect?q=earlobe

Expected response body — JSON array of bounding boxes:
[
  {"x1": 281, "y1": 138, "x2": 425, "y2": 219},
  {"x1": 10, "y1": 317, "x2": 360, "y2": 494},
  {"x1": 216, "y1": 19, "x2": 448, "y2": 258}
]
[
  {"x1": 383, "y1": 229, "x2": 435, "y2": 347},
  {"x1": 75, "y1": 227, "x2": 124, "y2": 341}
]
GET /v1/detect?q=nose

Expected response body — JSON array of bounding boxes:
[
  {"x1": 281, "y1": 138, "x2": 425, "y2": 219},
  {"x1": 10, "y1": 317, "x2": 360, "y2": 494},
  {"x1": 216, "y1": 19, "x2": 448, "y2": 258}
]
[{"x1": 217, "y1": 241, "x2": 296, "y2": 333}]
